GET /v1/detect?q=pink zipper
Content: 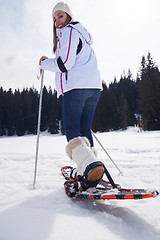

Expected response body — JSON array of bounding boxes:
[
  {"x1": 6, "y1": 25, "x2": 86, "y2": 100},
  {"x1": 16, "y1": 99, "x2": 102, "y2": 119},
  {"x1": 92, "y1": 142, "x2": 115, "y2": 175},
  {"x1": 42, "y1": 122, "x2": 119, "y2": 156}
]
[
  {"x1": 64, "y1": 28, "x2": 73, "y2": 64},
  {"x1": 60, "y1": 73, "x2": 64, "y2": 95}
]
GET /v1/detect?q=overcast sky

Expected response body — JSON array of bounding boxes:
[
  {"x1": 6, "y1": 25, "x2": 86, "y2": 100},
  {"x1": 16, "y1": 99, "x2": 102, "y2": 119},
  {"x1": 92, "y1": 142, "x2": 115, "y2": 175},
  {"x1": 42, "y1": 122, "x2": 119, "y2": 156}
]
[{"x1": 0, "y1": 0, "x2": 160, "y2": 91}]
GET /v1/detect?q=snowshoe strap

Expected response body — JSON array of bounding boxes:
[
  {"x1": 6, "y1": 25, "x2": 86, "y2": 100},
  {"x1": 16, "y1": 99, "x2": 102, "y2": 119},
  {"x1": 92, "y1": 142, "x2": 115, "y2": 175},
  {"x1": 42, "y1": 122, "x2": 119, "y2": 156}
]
[
  {"x1": 80, "y1": 161, "x2": 117, "y2": 190},
  {"x1": 70, "y1": 168, "x2": 78, "y2": 179},
  {"x1": 103, "y1": 166, "x2": 117, "y2": 189}
]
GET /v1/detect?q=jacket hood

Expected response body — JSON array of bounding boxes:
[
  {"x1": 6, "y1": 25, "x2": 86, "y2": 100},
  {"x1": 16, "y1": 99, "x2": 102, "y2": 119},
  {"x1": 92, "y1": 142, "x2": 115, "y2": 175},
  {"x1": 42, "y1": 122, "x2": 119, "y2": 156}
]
[{"x1": 67, "y1": 22, "x2": 93, "y2": 45}]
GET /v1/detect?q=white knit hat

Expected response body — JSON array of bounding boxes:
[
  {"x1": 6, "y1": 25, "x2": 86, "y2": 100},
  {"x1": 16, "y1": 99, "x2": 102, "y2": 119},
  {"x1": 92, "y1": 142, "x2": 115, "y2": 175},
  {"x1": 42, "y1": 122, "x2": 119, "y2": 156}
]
[{"x1": 52, "y1": 2, "x2": 74, "y2": 21}]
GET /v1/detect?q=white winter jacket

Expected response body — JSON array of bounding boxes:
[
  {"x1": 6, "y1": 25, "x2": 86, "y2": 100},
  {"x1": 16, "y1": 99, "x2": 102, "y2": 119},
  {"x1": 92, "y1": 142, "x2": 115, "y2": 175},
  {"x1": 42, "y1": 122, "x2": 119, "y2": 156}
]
[{"x1": 41, "y1": 22, "x2": 102, "y2": 97}]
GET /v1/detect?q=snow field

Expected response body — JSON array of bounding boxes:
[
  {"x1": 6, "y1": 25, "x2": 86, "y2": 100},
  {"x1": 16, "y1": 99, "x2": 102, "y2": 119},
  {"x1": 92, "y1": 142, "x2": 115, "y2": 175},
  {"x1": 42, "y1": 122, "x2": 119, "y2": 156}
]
[{"x1": 0, "y1": 127, "x2": 160, "y2": 240}]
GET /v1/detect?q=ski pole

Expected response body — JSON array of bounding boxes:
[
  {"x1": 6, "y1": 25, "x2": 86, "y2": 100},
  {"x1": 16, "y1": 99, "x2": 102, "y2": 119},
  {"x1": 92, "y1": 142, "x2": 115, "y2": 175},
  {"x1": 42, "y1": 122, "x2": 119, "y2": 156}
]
[
  {"x1": 32, "y1": 69, "x2": 44, "y2": 189},
  {"x1": 92, "y1": 131, "x2": 123, "y2": 176}
]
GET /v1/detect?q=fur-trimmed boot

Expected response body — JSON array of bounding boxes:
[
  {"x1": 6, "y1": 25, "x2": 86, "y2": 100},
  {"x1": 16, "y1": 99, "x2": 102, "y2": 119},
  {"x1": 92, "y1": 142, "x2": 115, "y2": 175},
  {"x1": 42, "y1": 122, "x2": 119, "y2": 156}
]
[{"x1": 66, "y1": 137, "x2": 104, "y2": 191}]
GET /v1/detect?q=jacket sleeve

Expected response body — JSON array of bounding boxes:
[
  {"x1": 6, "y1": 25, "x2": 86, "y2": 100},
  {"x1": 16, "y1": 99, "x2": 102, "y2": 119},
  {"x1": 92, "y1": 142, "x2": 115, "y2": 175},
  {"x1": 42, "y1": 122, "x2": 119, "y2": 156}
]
[
  {"x1": 41, "y1": 27, "x2": 79, "y2": 73},
  {"x1": 41, "y1": 58, "x2": 60, "y2": 72}
]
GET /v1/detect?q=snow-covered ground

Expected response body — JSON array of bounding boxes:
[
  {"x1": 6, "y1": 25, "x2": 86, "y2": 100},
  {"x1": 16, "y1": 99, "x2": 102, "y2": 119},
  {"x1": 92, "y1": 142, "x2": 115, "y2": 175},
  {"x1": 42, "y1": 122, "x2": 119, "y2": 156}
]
[{"x1": 0, "y1": 127, "x2": 159, "y2": 240}]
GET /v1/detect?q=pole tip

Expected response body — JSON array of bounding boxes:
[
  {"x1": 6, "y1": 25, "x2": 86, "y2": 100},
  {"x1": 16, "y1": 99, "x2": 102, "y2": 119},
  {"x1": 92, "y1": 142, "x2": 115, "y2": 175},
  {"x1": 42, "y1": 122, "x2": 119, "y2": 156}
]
[
  {"x1": 28, "y1": 184, "x2": 39, "y2": 190},
  {"x1": 118, "y1": 171, "x2": 124, "y2": 176}
]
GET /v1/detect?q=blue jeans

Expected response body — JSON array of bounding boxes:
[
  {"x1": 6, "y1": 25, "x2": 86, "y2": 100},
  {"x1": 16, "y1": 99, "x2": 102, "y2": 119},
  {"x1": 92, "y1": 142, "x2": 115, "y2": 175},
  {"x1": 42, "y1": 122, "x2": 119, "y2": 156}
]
[{"x1": 62, "y1": 89, "x2": 101, "y2": 147}]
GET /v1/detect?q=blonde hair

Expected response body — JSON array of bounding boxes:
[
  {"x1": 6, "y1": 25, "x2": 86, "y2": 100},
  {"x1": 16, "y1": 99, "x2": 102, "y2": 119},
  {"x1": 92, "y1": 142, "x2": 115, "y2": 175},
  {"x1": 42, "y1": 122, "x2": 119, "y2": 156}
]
[{"x1": 53, "y1": 14, "x2": 72, "y2": 53}]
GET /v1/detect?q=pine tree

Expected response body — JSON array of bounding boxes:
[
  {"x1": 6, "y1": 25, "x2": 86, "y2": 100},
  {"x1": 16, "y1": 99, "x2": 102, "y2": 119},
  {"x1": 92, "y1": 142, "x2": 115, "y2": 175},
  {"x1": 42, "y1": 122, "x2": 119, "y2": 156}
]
[
  {"x1": 92, "y1": 82, "x2": 118, "y2": 132},
  {"x1": 109, "y1": 71, "x2": 138, "y2": 128},
  {"x1": 14, "y1": 89, "x2": 25, "y2": 136},
  {"x1": 138, "y1": 53, "x2": 160, "y2": 130},
  {"x1": 41, "y1": 86, "x2": 49, "y2": 132},
  {"x1": 119, "y1": 92, "x2": 130, "y2": 129},
  {"x1": 21, "y1": 88, "x2": 38, "y2": 134},
  {"x1": 0, "y1": 87, "x2": 6, "y2": 135},
  {"x1": 4, "y1": 89, "x2": 15, "y2": 136},
  {"x1": 48, "y1": 88, "x2": 59, "y2": 134}
]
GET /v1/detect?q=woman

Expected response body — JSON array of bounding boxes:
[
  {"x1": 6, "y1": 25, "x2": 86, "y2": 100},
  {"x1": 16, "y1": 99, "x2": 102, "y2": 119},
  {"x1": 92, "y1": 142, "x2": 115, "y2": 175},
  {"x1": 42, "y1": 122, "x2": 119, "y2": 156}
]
[{"x1": 39, "y1": 2, "x2": 104, "y2": 191}]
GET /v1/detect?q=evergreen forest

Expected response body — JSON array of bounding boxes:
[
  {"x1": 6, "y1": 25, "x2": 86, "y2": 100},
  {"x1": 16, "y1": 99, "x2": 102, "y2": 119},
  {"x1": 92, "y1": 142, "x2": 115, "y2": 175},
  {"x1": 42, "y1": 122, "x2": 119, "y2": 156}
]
[{"x1": 0, "y1": 53, "x2": 160, "y2": 136}]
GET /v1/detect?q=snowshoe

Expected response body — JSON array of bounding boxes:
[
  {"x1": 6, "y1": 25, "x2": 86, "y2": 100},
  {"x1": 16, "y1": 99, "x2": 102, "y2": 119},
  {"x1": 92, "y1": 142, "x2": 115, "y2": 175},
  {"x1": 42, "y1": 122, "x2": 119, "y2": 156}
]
[{"x1": 61, "y1": 166, "x2": 159, "y2": 200}]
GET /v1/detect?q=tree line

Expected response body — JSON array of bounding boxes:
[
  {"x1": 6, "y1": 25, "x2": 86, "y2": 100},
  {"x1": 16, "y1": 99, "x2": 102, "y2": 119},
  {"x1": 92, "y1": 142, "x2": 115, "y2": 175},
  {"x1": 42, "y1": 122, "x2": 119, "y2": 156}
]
[{"x1": 0, "y1": 52, "x2": 160, "y2": 136}]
